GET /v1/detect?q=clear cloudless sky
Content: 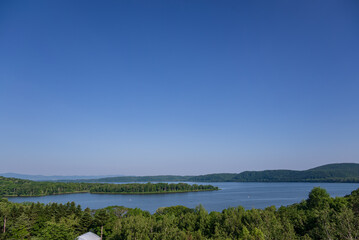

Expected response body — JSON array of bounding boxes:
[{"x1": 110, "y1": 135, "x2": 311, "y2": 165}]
[{"x1": 0, "y1": 0, "x2": 358, "y2": 176}]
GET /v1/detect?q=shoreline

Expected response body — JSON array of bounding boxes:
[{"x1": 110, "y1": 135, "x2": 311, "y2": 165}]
[{"x1": 4, "y1": 188, "x2": 219, "y2": 198}]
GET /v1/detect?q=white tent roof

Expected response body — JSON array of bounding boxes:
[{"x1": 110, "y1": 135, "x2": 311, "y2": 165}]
[{"x1": 77, "y1": 232, "x2": 101, "y2": 240}]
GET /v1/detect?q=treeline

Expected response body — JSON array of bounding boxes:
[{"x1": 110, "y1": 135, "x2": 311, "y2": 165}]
[
  {"x1": 78, "y1": 163, "x2": 359, "y2": 183},
  {"x1": 0, "y1": 177, "x2": 218, "y2": 197},
  {"x1": 89, "y1": 182, "x2": 217, "y2": 194},
  {"x1": 0, "y1": 187, "x2": 358, "y2": 239}
]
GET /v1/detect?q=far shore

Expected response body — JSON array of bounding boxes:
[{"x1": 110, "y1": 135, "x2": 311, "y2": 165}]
[{"x1": 4, "y1": 188, "x2": 219, "y2": 198}]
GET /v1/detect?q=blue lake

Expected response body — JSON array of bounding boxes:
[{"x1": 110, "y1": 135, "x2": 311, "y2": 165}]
[{"x1": 8, "y1": 182, "x2": 359, "y2": 213}]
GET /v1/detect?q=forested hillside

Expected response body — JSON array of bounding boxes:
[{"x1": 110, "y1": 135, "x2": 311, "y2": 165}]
[
  {"x1": 0, "y1": 177, "x2": 218, "y2": 197},
  {"x1": 78, "y1": 163, "x2": 359, "y2": 183},
  {"x1": 0, "y1": 187, "x2": 358, "y2": 239}
]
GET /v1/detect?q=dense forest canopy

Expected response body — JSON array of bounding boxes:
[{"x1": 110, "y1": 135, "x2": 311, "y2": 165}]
[
  {"x1": 72, "y1": 163, "x2": 359, "y2": 183},
  {"x1": 0, "y1": 187, "x2": 358, "y2": 239},
  {"x1": 0, "y1": 177, "x2": 218, "y2": 197}
]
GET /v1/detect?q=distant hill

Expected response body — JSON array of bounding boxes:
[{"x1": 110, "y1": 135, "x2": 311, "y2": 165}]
[
  {"x1": 0, "y1": 173, "x2": 121, "y2": 181},
  {"x1": 74, "y1": 163, "x2": 359, "y2": 183}
]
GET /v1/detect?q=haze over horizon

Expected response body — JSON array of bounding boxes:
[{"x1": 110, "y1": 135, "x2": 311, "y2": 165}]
[
  {"x1": 1, "y1": 0, "x2": 358, "y2": 176},
  {"x1": 1, "y1": 162, "x2": 358, "y2": 178}
]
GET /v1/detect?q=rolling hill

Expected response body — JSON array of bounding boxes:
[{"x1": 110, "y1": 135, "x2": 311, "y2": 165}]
[{"x1": 69, "y1": 163, "x2": 359, "y2": 183}]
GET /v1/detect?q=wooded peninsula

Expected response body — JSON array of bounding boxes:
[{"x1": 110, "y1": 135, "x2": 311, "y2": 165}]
[{"x1": 0, "y1": 177, "x2": 218, "y2": 197}]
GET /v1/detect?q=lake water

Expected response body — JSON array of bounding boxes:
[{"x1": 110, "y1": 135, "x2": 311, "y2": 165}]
[{"x1": 8, "y1": 182, "x2": 359, "y2": 213}]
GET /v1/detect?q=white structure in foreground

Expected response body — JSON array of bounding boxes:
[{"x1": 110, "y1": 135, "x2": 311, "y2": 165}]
[{"x1": 76, "y1": 232, "x2": 101, "y2": 240}]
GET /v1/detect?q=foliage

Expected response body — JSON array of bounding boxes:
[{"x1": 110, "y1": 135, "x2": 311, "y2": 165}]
[
  {"x1": 0, "y1": 187, "x2": 358, "y2": 239},
  {"x1": 0, "y1": 177, "x2": 218, "y2": 197}
]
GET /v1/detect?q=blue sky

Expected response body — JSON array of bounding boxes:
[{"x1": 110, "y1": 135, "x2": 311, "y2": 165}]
[{"x1": 0, "y1": 0, "x2": 358, "y2": 175}]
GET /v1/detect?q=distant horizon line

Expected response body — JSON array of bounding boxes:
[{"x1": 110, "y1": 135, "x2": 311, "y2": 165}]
[{"x1": 1, "y1": 162, "x2": 357, "y2": 178}]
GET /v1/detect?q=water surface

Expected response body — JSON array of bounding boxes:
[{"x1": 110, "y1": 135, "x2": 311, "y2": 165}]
[{"x1": 8, "y1": 182, "x2": 358, "y2": 213}]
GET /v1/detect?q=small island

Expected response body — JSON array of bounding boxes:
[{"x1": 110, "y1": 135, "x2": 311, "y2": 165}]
[{"x1": 0, "y1": 176, "x2": 219, "y2": 197}]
